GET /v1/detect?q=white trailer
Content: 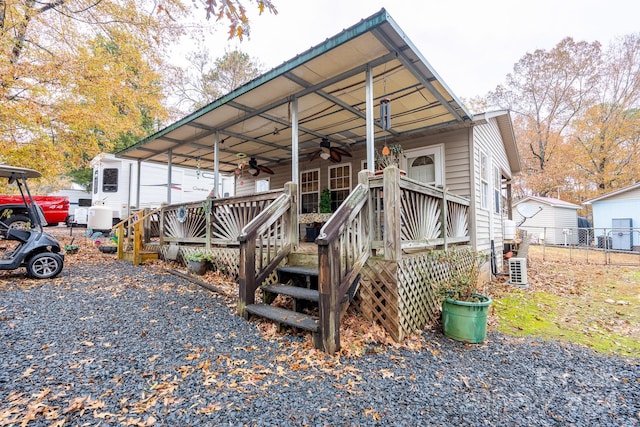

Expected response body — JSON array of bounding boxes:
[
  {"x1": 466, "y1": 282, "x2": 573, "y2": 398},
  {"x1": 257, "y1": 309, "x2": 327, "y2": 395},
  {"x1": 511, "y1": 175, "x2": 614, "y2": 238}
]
[{"x1": 90, "y1": 153, "x2": 234, "y2": 223}]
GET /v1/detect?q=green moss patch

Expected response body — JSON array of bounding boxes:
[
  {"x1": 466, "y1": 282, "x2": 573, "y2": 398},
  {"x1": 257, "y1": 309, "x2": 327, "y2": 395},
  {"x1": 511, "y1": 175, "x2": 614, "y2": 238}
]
[{"x1": 493, "y1": 282, "x2": 640, "y2": 358}]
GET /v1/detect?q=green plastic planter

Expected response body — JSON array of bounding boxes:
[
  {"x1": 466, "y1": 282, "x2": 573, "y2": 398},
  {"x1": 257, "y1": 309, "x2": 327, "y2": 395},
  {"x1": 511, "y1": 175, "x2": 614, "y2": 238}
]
[{"x1": 442, "y1": 294, "x2": 492, "y2": 343}]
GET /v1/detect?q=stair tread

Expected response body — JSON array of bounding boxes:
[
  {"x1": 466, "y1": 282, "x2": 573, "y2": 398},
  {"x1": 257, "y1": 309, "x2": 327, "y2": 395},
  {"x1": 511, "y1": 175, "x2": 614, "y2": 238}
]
[
  {"x1": 245, "y1": 304, "x2": 319, "y2": 332},
  {"x1": 262, "y1": 283, "x2": 319, "y2": 301},
  {"x1": 277, "y1": 266, "x2": 318, "y2": 277}
]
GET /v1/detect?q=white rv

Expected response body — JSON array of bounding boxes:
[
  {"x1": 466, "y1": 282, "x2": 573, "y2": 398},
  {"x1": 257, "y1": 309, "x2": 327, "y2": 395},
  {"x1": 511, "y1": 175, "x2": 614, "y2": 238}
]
[{"x1": 90, "y1": 153, "x2": 233, "y2": 223}]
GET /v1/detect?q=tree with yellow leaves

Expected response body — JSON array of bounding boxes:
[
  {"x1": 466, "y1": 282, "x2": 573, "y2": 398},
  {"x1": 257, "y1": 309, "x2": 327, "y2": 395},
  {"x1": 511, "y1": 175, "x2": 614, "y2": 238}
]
[
  {"x1": 489, "y1": 35, "x2": 640, "y2": 204},
  {"x1": 0, "y1": 0, "x2": 277, "y2": 188}
]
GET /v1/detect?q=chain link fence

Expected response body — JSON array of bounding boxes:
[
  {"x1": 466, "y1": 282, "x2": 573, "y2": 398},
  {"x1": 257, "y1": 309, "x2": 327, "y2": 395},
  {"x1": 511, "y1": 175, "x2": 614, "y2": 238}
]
[{"x1": 514, "y1": 226, "x2": 640, "y2": 265}]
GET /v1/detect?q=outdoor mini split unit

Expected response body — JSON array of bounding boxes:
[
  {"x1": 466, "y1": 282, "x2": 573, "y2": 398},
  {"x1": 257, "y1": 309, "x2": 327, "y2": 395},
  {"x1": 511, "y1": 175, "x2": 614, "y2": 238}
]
[{"x1": 508, "y1": 258, "x2": 528, "y2": 287}]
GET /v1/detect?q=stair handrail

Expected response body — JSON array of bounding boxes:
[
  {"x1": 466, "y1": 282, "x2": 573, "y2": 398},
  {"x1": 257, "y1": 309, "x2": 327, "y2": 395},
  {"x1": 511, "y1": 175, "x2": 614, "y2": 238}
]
[
  {"x1": 316, "y1": 170, "x2": 372, "y2": 354},
  {"x1": 114, "y1": 207, "x2": 162, "y2": 264},
  {"x1": 238, "y1": 182, "x2": 298, "y2": 317}
]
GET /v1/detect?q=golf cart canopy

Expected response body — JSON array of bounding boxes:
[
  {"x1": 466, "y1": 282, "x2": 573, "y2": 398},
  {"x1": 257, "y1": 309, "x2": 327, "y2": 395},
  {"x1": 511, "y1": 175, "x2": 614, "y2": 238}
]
[{"x1": 0, "y1": 165, "x2": 42, "y2": 180}]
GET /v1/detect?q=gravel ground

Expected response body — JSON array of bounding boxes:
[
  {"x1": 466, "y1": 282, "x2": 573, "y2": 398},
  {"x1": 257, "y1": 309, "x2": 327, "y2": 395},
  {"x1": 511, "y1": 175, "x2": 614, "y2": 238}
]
[{"x1": 1, "y1": 258, "x2": 639, "y2": 426}]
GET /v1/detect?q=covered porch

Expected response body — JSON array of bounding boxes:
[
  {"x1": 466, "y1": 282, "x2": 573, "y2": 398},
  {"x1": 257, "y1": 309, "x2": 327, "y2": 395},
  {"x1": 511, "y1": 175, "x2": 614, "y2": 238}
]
[{"x1": 112, "y1": 9, "x2": 478, "y2": 353}]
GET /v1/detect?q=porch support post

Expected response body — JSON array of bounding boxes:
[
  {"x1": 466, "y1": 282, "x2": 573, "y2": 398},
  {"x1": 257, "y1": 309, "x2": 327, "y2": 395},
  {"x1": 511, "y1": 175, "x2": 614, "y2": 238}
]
[
  {"x1": 135, "y1": 161, "x2": 141, "y2": 216},
  {"x1": 291, "y1": 96, "x2": 299, "y2": 184},
  {"x1": 383, "y1": 165, "x2": 401, "y2": 260},
  {"x1": 365, "y1": 64, "x2": 375, "y2": 171},
  {"x1": 167, "y1": 149, "x2": 173, "y2": 205},
  {"x1": 213, "y1": 131, "x2": 220, "y2": 198}
]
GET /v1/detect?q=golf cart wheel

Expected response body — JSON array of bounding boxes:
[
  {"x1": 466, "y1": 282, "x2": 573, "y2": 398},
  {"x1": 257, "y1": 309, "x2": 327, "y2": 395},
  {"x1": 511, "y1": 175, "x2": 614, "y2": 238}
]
[
  {"x1": 6, "y1": 214, "x2": 31, "y2": 230},
  {"x1": 27, "y1": 252, "x2": 63, "y2": 279}
]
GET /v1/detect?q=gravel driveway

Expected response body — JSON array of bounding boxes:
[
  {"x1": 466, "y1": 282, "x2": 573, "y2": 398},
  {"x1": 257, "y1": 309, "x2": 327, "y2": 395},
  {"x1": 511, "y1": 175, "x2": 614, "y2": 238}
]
[{"x1": 1, "y1": 258, "x2": 639, "y2": 426}]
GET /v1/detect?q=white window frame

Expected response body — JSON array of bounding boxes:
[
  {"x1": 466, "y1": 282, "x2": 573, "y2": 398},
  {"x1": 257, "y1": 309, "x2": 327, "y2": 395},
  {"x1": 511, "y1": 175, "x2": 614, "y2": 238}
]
[
  {"x1": 480, "y1": 151, "x2": 489, "y2": 210},
  {"x1": 494, "y1": 166, "x2": 502, "y2": 214},
  {"x1": 328, "y1": 163, "x2": 352, "y2": 210},
  {"x1": 300, "y1": 168, "x2": 320, "y2": 213},
  {"x1": 403, "y1": 144, "x2": 444, "y2": 186},
  {"x1": 255, "y1": 177, "x2": 270, "y2": 193}
]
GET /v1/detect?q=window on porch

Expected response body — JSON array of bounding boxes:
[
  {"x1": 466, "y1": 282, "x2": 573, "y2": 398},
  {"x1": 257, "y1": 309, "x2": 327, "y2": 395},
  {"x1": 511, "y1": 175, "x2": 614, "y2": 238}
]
[
  {"x1": 300, "y1": 169, "x2": 320, "y2": 213},
  {"x1": 328, "y1": 163, "x2": 351, "y2": 211}
]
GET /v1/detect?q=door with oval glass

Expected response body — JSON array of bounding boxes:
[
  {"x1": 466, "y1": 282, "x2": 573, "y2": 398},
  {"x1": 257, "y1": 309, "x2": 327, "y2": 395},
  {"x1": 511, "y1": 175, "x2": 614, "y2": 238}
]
[{"x1": 405, "y1": 145, "x2": 443, "y2": 187}]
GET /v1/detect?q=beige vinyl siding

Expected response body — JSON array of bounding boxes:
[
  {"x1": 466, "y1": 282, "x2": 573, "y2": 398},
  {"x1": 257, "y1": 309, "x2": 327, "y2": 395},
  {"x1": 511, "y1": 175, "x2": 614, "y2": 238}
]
[{"x1": 473, "y1": 117, "x2": 512, "y2": 259}]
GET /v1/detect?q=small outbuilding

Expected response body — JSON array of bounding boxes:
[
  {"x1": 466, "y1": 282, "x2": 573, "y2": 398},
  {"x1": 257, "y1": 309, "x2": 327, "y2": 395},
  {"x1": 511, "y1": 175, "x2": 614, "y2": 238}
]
[
  {"x1": 513, "y1": 196, "x2": 581, "y2": 245},
  {"x1": 584, "y1": 183, "x2": 640, "y2": 251}
]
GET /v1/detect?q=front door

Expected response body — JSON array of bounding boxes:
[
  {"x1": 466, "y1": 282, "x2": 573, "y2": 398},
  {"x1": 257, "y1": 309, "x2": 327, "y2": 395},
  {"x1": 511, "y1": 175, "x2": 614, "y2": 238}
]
[{"x1": 404, "y1": 145, "x2": 443, "y2": 187}]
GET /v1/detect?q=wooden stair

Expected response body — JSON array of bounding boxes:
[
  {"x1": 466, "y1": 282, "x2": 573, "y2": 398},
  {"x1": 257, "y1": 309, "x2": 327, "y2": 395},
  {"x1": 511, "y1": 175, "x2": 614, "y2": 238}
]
[
  {"x1": 121, "y1": 250, "x2": 159, "y2": 264},
  {"x1": 244, "y1": 265, "x2": 322, "y2": 346},
  {"x1": 244, "y1": 265, "x2": 356, "y2": 346}
]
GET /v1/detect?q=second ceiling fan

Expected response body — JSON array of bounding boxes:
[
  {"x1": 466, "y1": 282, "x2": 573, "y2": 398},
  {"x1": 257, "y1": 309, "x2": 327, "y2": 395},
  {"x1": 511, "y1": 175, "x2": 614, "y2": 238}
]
[
  {"x1": 309, "y1": 137, "x2": 352, "y2": 163},
  {"x1": 247, "y1": 157, "x2": 274, "y2": 176}
]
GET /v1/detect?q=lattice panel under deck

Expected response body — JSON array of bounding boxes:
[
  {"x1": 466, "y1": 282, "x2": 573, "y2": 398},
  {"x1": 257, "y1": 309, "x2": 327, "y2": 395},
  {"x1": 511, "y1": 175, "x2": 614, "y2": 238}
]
[
  {"x1": 396, "y1": 255, "x2": 446, "y2": 336},
  {"x1": 161, "y1": 246, "x2": 241, "y2": 280},
  {"x1": 359, "y1": 259, "x2": 401, "y2": 341},
  {"x1": 359, "y1": 248, "x2": 474, "y2": 341}
]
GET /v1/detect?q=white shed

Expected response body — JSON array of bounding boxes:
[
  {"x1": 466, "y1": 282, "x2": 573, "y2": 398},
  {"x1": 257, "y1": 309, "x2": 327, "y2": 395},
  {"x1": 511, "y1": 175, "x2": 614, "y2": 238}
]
[
  {"x1": 584, "y1": 182, "x2": 640, "y2": 251},
  {"x1": 513, "y1": 196, "x2": 581, "y2": 245}
]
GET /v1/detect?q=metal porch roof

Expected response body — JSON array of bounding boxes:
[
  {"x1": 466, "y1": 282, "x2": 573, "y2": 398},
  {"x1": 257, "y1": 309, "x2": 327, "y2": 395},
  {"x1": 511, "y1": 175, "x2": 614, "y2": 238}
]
[{"x1": 117, "y1": 8, "x2": 472, "y2": 173}]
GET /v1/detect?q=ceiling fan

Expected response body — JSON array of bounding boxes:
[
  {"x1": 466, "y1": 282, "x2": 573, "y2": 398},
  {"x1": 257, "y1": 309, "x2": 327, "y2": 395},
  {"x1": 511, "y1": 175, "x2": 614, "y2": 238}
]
[
  {"x1": 247, "y1": 157, "x2": 274, "y2": 176},
  {"x1": 309, "y1": 137, "x2": 352, "y2": 163}
]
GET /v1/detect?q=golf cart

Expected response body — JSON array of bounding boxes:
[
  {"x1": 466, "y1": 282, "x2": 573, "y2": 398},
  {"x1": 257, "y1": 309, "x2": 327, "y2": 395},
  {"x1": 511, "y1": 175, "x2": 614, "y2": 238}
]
[{"x1": 0, "y1": 165, "x2": 64, "y2": 279}]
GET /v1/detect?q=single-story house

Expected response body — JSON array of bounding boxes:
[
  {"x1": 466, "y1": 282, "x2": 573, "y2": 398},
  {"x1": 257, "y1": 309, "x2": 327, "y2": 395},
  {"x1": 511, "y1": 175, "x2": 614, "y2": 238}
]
[
  {"x1": 110, "y1": 8, "x2": 521, "y2": 352},
  {"x1": 513, "y1": 196, "x2": 581, "y2": 245},
  {"x1": 584, "y1": 183, "x2": 640, "y2": 251}
]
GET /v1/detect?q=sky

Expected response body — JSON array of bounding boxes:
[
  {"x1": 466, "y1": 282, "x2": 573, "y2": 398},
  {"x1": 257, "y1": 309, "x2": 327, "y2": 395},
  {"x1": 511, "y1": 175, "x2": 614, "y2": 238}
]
[{"x1": 177, "y1": 0, "x2": 640, "y2": 100}]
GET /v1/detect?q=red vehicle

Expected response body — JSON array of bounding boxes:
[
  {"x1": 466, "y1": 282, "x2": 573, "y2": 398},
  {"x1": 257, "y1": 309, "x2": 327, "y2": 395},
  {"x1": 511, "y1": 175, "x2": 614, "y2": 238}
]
[{"x1": 0, "y1": 194, "x2": 69, "y2": 227}]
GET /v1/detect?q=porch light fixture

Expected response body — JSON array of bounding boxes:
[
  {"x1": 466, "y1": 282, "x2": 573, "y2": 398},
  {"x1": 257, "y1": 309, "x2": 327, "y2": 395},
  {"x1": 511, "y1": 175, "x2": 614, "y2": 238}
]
[{"x1": 320, "y1": 138, "x2": 331, "y2": 160}]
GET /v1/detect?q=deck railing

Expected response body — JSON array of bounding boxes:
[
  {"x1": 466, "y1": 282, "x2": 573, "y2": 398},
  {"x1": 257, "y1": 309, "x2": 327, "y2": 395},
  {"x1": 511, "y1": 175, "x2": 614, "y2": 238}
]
[
  {"x1": 113, "y1": 207, "x2": 162, "y2": 265},
  {"x1": 238, "y1": 183, "x2": 298, "y2": 316},
  {"x1": 316, "y1": 166, "x2": 470, "y2": 353},
  {"x1": 160, "y1": 190, "x2": 284, "y2": 248},
  {"x1": 317, "y1": 170, "x2": 372, "y2": 353},
  {"x1": 368, "y1": 166, "x2": 470, "y2": 258}
]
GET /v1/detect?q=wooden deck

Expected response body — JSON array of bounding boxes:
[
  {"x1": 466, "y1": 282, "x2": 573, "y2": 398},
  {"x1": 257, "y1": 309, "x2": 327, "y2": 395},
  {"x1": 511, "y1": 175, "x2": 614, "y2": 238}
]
[{"x1": 121, "y1": 168, "x2": 472, "y2": 354}]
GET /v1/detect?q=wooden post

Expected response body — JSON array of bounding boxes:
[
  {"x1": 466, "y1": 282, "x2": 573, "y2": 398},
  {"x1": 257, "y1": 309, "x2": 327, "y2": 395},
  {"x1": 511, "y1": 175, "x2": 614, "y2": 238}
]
[
  {"x1": 133, "y1": 222, "x2": 142, "y2": 266},
  {"x1": 441, "y1": 190, "x2": 448, "y2": 250},
  {"x1": 284, "y1": 182, "x2": 298, "y2": 248},
  {"x1": 238, "y1": 234, "x2": 256, "y2": 318},
  {"x1": 116, "y1": 224, "x2": 125, "y2": 260},
  {"x1": 383, "y1": 166, "x2": 401, "y2": 261},
  {"x1": 358, "y1": 170, "x2": 373, "y2": 253},
  {"x1": 142, "y1": 208, "x2": 150, "y2": 243},
  {"x1": 158, "y1": 207, "x2": 165, "y2": 247},
  {"x1": 318, "y1": 239, "x2": 340, "y2": 354},
  {"x1": 205, "y1": 198, "x2": 211, "y2": 251}
]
